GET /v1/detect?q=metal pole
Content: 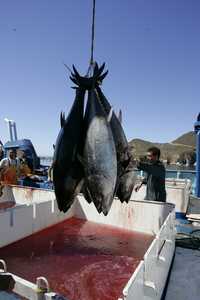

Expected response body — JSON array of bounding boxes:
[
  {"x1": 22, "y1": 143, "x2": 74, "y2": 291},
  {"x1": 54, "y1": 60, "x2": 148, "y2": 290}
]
[
  {"x1": 4, "y1": 118, "x2": 14, "y2": 142},
  {"x1": 194, "y1": 114, "x2": 200, "y2": 198},
  {"x1": 9, "y1": 121, "x2": 14, "y2": 141},
  {"x1": 195, "y1": 131, "x2": 200, "y2": 197},
  {"x1": 13, "y1": 122, "x2": 18, "y2": 140}
]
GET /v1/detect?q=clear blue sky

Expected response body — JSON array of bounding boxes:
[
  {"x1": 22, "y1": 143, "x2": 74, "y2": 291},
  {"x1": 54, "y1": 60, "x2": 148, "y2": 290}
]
[{"x1": 0, "y1": 0, "x2": 199, "y2": 156}]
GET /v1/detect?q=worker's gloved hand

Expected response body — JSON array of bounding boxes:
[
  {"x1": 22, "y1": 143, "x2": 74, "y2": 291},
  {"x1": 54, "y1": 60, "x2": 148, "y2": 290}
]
[{"x1": 139, "y1": 155, "x2": 147, "y2": 162}]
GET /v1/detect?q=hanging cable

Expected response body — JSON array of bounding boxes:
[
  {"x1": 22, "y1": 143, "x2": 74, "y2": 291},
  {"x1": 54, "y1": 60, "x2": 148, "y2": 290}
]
[
  {"x1": 90, "y1": 0, "x2": 96, "y2": 65},
  {"x1": 87, "y1": 0, "x2": 96, "y2": 76},
  {"x1": 63, "y1": 1, "x2": 96, "y2": 77}
]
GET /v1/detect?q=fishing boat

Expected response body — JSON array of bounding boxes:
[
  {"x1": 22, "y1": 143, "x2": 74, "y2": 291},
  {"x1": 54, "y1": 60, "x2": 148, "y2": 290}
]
[
  {"x1": 1, "y1": 113, "x2": 200, "y2": 300},
  {"x1": 0, "y1": 120, "x2": 176, "y2": 299},
  {"x1": 0, "y1": 184, "x2": 175, "y2": 300}
]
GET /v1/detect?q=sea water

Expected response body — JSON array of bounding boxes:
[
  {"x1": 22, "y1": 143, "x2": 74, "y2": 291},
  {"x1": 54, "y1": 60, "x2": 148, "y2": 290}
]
[{"x1": 40, "y1": 157, "x2": 196, "y2": 193}]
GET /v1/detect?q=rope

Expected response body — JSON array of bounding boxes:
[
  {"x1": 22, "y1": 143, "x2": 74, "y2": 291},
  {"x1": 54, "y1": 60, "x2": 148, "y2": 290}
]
[
  {"x1": 87, "y1": 0, "x2": 96, "y2": 77},
  {"x1": 64, "y1": 1, "x2": 96, "y2": 77},
  {"x1": 176, "y1": 229, "x2": 200, "y2": 250},
  {"x1": 90, "y1": 0, "x2": 96, "y2": 66}
]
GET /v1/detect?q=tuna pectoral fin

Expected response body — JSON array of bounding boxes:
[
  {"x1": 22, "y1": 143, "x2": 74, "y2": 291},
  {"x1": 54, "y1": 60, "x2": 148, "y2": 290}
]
[
  {"x1": 65, "y1": 174, "x2": 84, "y2": 194},
  {"x1": 93, "y1": 199, "x2": 102, "y2": 214},
  {"x1": 77, "y1": 154, "x2": 87, "y2": 168},
  {"x1": 107, "y1": 107, "x2": 113, "y2": 123},
  {"x1": 83, "y1": 186, "x2": 93, "y2": 204},
  {"x1": 74, "y1": 178, "x2": 84, "y2": 196}
]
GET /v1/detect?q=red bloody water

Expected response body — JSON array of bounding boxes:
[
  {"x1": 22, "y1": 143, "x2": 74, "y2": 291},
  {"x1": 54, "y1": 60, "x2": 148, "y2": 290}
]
[{"x1": 0, "y1": 217, "x2": 154, "y2": 300}]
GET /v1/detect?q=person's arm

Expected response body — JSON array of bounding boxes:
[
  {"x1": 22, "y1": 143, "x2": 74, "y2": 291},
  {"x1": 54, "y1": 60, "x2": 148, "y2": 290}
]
[
  {"x1": 134, "y1": 177, "x2": 147, "y2": 192},
  {"x1": 137, "y1": 161, "x2": 162, "y2": 177},
  {"x1": 0, "y1": 159, "x2": 7, "y2": 175},
  {"x1": 137, "y1": 161, "x2": 151, "y2": 173},
  {"x1": 47, "y1": 162, "x2": 54, "y2": 181},
  {"x1": 0, "y1": 161, "x2": 4, "y2": 183}
]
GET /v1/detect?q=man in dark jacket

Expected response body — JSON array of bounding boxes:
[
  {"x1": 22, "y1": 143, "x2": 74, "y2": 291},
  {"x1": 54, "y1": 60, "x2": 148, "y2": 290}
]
[{"x1": 135, "y1": 147, "x2": 166, "y2": 202}]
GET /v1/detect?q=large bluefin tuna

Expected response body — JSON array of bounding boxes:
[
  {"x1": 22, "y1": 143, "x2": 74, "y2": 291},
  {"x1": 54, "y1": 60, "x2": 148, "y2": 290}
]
[
  {"x1": 82, "y1": 87, "x2": 117, "y2": 215},
  {"x1": 70, "y1": 63, "x2": 134, "y2": 208},
  {"x1": 96, "y1": 86, "x2": 135, "y2": 202},
  {"x1": 116, "y1": 168, "x2": 137, "y2": 203},
  {"x1": 53, "y1": 87, "x2": 85, "y2": 212},
  {"x1": 96, "y1": 86, "x2": 130, "y2": 168}
]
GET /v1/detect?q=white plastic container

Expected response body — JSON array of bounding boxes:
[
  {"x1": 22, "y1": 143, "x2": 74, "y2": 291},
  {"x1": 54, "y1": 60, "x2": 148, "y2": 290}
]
[
  {"x1": 0, "y1": 186, "x2": 175, "y2": 300},
  {"x1": 131, "y1": 178, "x2": 191, "y2": 216}
]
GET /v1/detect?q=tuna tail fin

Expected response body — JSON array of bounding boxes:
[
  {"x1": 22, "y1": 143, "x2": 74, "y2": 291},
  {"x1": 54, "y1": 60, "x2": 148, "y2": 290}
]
[
  {"x1": 72, "y1": 65, "x2": 81, "y2": 78},
  {"x1": 60, "y1": 112, "x2": 65, "y2": 128},
  {"x1": 96, "y1": 62, "x2": 105, "y2": 77},
  {"x1": 70, "y1": 76, "x2": 79, "y2": 86},
  {"x1": 93, "y1": 62, "x2": 99, "y2": 76},
  {"x1": 98, "y1": 70, "x2": 108, "y2": 84}
]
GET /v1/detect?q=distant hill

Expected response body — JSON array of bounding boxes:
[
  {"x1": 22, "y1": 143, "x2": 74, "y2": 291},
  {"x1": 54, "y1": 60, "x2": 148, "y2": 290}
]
[
  {"x1": 171, "y1": 131, "x2": 195, "y2": 147},
  {"x1": 129, "y1": 131, "x2": 196, "y2": 163}
]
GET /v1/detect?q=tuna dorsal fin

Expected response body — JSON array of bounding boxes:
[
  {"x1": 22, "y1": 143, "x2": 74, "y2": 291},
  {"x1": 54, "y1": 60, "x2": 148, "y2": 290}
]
[
  {"x1": 118, "y1": 109, "x2": 122, "y2": 124},
  {"x1": 60, "y1": 112, "x2": 65, "y2": 127}
]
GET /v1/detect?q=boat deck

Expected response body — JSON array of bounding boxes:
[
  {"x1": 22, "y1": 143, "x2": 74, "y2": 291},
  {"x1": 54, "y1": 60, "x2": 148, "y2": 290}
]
[
  {"x1": 165, "y1": 219, "x2": 200, "y2": 300},
  {"x1": 165, "y1": 247, "x2": 200, "y2": 300},
  {"x1": 0, "y1": 291, "x2": 28, "y2": 300}
]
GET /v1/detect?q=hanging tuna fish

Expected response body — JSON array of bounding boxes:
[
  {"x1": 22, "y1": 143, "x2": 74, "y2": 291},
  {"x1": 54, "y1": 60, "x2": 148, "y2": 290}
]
[
  {"x1": 53, "y1": 62, "x2": 134, "y2": 215},
  {"x1": 95, "y1": 70, "x2": 136, "y2": 203},
  {"x1": 71, "y1": 63, "x2": 135, "y2": 205},
  {"x1": 53, "y1": 87, "x2": 85, "y2": 212},
  {"x1": 70, "y1": 64, "x2": 117, "y2": 215},
  {"x1": 53, "y1": 0, "x2": 135, "y2": 214},
  {"x1": 83, "y1": 88, "x2": 117, "y2": 215}
]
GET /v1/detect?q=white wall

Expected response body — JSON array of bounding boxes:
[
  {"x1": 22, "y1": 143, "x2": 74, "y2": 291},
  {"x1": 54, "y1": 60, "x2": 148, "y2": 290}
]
[
  {"x1": 121, "y1": 211, "x2": 175, "y2": 300},
  {"x1": 0, "y1": 187, "x2": 75, "y2": 248},
  {"x1": 75, "y1": 195, "x2": 174, "y2": 235}
]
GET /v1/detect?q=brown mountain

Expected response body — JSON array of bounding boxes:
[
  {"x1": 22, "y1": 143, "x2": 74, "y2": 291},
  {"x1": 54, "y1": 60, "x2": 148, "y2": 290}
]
[
  {"x1": 171, "y1": 131, "x2": 195, "y2": 147},
  {"x1": 129, "y1": 131, "x2": 196, "y2": 163}
]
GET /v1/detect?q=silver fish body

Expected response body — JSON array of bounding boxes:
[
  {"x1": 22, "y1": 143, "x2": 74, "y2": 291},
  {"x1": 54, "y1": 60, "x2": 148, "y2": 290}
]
[
  {"x1": 96, "y1": 86, "x2": 134, "y2": 203},
  {"x1": 83, "y1": 88, "x2": 117, "y2": 215},
  {"x1": 117, "y1": 169, "x2": 137, "y2": 203},
  {"x1": 53, "y1": 88, "x2": 85, "y2": 212}
]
